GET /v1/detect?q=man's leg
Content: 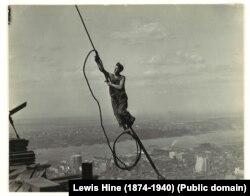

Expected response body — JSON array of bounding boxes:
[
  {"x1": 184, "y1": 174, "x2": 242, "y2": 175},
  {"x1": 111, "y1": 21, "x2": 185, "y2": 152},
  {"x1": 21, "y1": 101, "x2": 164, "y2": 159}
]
[
  {"x1": 111, "y1": 97, "x2": 123, "y2": 127},
  {"x1": 117, "y1": 95, "x2": 135, "y2": 128}
]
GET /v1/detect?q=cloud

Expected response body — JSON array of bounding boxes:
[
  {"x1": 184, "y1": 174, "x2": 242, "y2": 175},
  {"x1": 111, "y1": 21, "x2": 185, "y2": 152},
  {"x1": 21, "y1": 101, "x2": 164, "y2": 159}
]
[
  {"x1": 147, "y1": 55, "x2": 163, "y2": 65},
  {"x1": 175, "y1": 50, "x2": 205, "y2": 64},
  {"x1": 142, "y1": 50, "x2": 205, "y2": 66},
  {"x1": 144, "y1": 70, "x2": 158, "y2": 76},
  {"x1": 111, "y1": 20, "x2": 167, "y2": 43},
  {"x1": 139, "y1": 54, "x2": 241, "y2": 90},
  {"x1": 141, "y1": 51, "x2": 206, "y2": 78}
]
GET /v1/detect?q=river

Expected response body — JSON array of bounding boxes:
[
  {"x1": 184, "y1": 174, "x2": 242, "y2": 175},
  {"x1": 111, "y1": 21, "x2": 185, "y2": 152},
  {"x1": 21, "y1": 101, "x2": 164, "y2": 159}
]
[{"x1": 34, "y1": 130, "x2": 243, "y2": 163}]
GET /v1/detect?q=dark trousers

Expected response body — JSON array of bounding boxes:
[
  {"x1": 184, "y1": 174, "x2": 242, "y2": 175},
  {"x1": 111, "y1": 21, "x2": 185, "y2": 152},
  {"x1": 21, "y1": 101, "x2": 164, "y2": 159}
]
[{"x1": 111, "y1": 93, "x2": 133, "y2": 127}]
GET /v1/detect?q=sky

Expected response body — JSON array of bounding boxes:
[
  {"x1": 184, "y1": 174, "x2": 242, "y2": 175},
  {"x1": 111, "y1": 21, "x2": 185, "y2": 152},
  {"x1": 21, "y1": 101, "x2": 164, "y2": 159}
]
[{"x1": 9, "y1": 4, "x2": 244, "y2": 120}]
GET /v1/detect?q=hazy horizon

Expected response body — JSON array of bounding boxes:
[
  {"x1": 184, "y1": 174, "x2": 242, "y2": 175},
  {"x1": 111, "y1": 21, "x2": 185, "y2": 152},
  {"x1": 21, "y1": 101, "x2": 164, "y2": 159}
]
[{"x1": 11, "y1": 111, "x2": 243, "y2": 124}]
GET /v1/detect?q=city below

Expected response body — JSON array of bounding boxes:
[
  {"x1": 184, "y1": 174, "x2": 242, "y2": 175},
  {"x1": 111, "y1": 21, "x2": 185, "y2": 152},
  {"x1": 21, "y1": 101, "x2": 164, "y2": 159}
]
[
  {"x1": 10, "y1": 116, "x2": 244, "y2": 180},
  {"x1": 46, "y1": 142, "x2": 244, "y2": 180}
]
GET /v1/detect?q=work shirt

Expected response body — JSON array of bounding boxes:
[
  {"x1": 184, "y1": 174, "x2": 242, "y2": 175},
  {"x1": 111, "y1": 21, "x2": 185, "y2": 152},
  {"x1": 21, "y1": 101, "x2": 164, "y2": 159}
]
[{"x1": 109, "y1": 73, "x2": 126, "y2": 97}]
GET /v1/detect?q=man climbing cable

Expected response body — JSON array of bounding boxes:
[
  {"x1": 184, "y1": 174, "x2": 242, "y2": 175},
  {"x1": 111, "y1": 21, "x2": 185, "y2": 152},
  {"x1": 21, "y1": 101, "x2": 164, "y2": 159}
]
[
  {"x1": 75, "y1": 5, "x2": 164, "y2": 179},
  {"x1": 95, "y1": 53, "x2": 135, "y2": 130}
]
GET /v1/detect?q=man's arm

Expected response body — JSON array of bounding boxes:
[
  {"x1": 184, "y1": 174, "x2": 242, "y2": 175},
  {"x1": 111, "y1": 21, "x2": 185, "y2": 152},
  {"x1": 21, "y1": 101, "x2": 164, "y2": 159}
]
[
  {"x1": 108, "y1": 76, "x2": 125, "y2": 90},
  {"x1": 95, "y1": 54, "x2": 110, "y2": 79}
]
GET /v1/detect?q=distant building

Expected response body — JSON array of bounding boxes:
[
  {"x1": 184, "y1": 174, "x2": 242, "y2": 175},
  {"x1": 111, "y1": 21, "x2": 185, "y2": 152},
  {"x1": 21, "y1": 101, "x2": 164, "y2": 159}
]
[
  {"x1": 195, "y1": 156, "x2": 210, "y2": 173},
  {"x1": 169, "y1": 151, "x2": 184, "y2": 161},
  {"x1": 169, "y1": 151, "x2": 175, "y2": 159},
  {"x1": 175, "y1": 152, "x2": 184, "y2": 161},
  {"x1": 70, "y1": 154, "x2": 82, "y2": 174}
]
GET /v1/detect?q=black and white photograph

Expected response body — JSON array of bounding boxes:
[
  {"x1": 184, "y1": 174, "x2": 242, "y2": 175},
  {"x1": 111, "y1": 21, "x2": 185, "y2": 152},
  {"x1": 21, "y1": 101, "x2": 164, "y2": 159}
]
[{"x1": 5, "y1": 2, "x2": 246, "y2": 192}]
